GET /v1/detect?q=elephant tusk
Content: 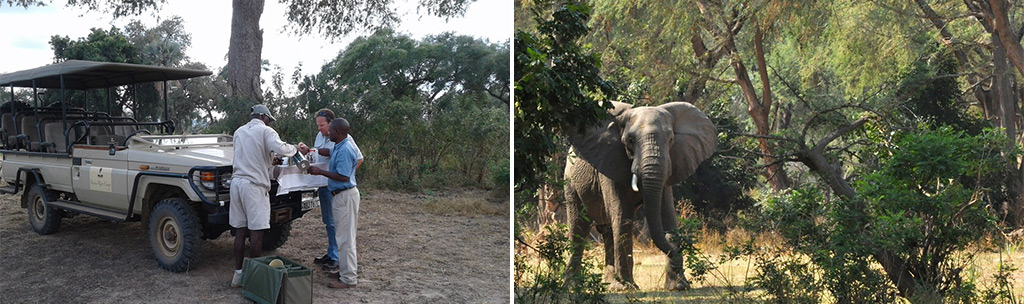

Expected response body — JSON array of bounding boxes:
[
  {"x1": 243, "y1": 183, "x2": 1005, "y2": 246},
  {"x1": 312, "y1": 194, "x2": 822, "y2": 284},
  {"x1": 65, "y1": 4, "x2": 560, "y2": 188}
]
[{"x1": 631, "y1": 174, "x2": 639, "y2": 192}]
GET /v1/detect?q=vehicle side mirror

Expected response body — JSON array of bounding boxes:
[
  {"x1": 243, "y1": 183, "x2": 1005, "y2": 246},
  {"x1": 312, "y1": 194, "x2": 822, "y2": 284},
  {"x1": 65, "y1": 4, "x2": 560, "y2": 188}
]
[{"x1": 109, "y1": 144, "x2": 116, "y2": 155}]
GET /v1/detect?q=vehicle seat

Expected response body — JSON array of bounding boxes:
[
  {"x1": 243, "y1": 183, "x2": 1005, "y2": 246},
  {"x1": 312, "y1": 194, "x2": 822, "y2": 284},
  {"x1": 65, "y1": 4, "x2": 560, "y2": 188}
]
[
  {"x1": 1, "y1": 112, "x2": 15, "y2": 148},
  {"x1": 114, "y1": 125, "x2": 138, "y2": 137},
  {"x1": 19, "y1": 115, "x2": 44, "y2": 151},
  {"x1": 42, "y1": 121, "x2": 68, "y2": 153}
]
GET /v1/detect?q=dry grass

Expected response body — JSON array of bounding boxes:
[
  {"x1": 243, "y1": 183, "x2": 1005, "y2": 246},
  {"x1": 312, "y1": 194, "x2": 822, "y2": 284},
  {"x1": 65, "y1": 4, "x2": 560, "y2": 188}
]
[
  {"x1": 519, "y1": 224, "x2": 1024, "y2": 303},
  {"x1": 425, "y1": 194, "x2": 506, "y2": 216}
]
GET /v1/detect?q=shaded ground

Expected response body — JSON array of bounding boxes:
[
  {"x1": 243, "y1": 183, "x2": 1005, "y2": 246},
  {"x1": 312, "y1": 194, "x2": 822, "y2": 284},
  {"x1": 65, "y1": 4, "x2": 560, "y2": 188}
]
[{"x1": 0, "y1": 189, "x2": 509, "y2": 303}]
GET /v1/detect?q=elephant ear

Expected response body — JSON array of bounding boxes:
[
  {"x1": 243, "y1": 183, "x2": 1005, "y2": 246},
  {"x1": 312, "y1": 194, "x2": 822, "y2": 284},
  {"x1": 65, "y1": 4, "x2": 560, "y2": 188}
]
[
  {"x1": 566, "y1": 101, "x2": 635, "y2": 185},
  {"x1": 660, "y1": 102, "x2": 717, "y2": 184}
]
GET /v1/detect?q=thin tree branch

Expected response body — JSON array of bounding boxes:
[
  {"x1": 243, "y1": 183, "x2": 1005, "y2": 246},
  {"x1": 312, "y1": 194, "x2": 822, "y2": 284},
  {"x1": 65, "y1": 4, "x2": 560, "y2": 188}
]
[
  {"x1": 731, "y1": 132, "x2": 804, "y2": 145},
  {"x1": 813, "y1": 117, "x2": 870, "y2": 152}
]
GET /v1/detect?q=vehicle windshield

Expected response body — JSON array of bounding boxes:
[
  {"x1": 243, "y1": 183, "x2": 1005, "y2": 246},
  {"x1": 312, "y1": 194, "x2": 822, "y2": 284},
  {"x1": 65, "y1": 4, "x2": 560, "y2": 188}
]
[{"x1": 142, "y1": 135, "x2": 232, "y2": 147}]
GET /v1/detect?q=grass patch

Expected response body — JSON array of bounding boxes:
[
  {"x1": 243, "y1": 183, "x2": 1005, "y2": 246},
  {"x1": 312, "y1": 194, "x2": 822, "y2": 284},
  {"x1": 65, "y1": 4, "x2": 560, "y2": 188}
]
[
  {"x1": 518, "y1": 224, "x2": 1024, "y2": 303},
  {"x1": 425, "y1": 195, "x2": 505, "y2": 216}
]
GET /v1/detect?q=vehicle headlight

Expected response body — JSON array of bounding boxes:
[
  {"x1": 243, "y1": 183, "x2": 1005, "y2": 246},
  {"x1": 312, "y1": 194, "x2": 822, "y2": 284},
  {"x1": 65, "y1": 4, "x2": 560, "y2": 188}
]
[{"x1": 199, "y1": 171, "x2": 231, "y2": 191}]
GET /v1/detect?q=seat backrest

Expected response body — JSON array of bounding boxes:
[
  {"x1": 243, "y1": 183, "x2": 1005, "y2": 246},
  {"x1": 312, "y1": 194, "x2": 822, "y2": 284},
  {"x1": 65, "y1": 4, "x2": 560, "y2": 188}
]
[
  {"x1": 1, "y1": 112, "x2": 14, "y2": 134},
  {"x1": 1, "y1": 112, "x2": 14, "y2": 147},
  {"x1": 21, "y1": 115, "x2": 41, "y2": 142},
  {"x1": 43, "y1": 121, "x2": 68, "y2": 153},
  {"x1": 114, "y1": 124, "x2": 138, "y2": 137}
]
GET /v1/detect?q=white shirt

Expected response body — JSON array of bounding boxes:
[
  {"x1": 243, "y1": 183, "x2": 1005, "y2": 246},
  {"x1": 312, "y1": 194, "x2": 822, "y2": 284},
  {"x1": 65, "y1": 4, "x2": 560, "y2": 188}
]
[
  {"x1": 314, "y1": 131, "x2": 363, "y2": 161},
  {"x1": 233, "y1": 119, "x2": 297, "y2": 189}
]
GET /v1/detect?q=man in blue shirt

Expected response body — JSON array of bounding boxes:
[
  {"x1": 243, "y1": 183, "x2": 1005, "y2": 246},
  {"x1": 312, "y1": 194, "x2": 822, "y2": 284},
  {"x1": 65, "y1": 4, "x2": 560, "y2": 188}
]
[
  {"x1": 308, "y1": 118, "x2": 361, "y2": 289},
  {"x1": 303, "y1": 108, "x2": 363, "y2": 272}
]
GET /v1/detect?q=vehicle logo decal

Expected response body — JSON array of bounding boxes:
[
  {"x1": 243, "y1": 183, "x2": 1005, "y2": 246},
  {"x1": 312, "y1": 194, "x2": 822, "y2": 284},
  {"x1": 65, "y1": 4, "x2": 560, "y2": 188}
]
[{"x1": 90, "y1": 167, "x2": 112, "y2": 192}]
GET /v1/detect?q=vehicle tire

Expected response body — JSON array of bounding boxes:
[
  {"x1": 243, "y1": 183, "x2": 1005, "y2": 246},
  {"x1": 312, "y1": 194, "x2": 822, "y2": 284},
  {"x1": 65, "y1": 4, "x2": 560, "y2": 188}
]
[
  {"x1": 25, "y1": 184, "x2": 61, "y2": 235},
  {"x1": 148, "y1": 197, "x2": 202, "y2": 272},
  {"x1": 262, "y1": 222, "x2": 292, "y2": 251}
]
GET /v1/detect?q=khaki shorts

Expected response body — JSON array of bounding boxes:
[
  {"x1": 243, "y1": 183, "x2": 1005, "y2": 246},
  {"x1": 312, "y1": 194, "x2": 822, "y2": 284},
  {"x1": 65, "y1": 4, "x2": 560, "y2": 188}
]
[{"x1": 229, "y1": 178, "x2": 271, "y2": 230}]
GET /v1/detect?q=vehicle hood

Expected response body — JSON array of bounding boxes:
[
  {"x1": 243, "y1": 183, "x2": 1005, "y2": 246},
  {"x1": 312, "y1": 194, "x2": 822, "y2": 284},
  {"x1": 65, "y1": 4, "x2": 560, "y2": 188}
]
[{"x1": 128, "y1": 146, "x2": 234, "y2": 168}]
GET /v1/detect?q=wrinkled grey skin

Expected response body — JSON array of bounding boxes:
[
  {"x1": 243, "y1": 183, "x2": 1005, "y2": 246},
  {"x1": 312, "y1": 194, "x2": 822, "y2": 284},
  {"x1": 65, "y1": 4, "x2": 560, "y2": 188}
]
[{"x1": 564, "y1": 101, "x2": 717, "y2": 291}]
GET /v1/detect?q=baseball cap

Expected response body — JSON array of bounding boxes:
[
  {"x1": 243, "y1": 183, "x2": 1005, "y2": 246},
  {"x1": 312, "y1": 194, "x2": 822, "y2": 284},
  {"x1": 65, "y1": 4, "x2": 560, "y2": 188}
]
[{"x1": 251, "y1": 104, "x2": 276, "y2": 121}]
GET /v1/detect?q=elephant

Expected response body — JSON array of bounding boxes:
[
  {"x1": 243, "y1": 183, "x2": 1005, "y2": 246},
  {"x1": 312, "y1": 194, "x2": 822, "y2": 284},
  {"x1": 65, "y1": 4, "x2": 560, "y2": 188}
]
[{"x1": 563, "y1": 101, "x2": 717, "y2": 291}]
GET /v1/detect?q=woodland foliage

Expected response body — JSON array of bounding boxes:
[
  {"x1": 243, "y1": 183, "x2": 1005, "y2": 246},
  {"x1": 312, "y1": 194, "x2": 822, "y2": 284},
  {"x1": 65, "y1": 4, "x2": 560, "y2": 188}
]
[
  {"x1": 1, "y1": 22, "x2": 509, "y2": 191},
  {"x1": 515, "y1": 0, "x2": 1024, "y2": 302}
]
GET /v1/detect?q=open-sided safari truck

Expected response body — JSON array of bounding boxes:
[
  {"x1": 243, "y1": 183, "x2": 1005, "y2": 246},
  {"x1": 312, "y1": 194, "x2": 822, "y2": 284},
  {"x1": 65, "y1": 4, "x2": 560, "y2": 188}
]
[{"x1": 0, "y1": 60, "x2": 316, "y2": 272}]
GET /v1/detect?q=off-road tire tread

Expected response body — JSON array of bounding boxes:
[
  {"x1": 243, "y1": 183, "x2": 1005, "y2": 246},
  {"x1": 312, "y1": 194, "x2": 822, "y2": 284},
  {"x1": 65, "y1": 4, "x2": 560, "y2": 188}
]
[
  {"x1": 26, "y1": 185, "x2": 60, "y2": 235},
  {"x1": 148, "y1": 197, "x2": 202, "y2": 272}
]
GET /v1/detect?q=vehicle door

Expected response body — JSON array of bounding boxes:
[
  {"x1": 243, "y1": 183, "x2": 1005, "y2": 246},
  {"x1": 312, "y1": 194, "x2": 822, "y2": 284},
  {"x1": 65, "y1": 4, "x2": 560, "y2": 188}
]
[{"x1": 72, "y1": 145, "x2": 130, "y2": 212}]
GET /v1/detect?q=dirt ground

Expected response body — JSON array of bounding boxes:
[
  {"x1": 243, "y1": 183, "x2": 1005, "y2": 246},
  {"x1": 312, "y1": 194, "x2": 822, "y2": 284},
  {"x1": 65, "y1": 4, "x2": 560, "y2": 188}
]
[{"x1": 0, "y1": 188, "x2": 510, "y2": 303}]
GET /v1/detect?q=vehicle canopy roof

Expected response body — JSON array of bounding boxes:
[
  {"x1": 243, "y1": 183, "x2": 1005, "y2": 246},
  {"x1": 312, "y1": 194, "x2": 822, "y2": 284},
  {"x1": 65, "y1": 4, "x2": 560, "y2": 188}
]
[{"x1": 0, "y1": 60, "x2": 212, "y2": 90}]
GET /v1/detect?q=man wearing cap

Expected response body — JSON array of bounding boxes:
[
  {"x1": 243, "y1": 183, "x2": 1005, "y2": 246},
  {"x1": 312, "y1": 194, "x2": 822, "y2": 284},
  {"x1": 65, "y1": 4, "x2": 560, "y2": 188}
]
[
  {"x1": 230, "y1": 104, "x2": 307, "y2": 288},
  {"x1": 305, "y1": 108, "x2": 363, "y2": 272},
  {"x1": 308, "y1": 118, "x2": 361, "y2": 289}
]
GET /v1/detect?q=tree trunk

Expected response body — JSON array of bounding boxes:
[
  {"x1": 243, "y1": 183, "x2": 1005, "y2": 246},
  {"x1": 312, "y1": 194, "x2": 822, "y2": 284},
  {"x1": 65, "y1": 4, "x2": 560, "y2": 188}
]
[
  {"x1": 727, "y1": 34, "x2": 790, "y2": 191},
  {"x1": 680, "y1": 33, "x2": 726, "y2": 104},
  {"x1": 988, "y1": 0, "x2": 1024, "y2": 78},
  {"x1": 993, "y1": 33, "x2": 1016, "y2": 151},
  {"x1": 227, "y1": 0, "x2": 265, "y2": 102},
  {"x1": 967, "y1": 0, "x2": 1024, "y2": 227},
  {"x1": 988, "y1": 0, "x2": 1024, "y2": 228}
]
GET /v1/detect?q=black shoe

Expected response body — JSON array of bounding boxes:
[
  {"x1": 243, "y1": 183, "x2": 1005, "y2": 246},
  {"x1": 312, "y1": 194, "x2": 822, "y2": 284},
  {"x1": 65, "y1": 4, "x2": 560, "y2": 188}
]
[
  {"x1": 321, "y1": 260, "x2": 340, "y2": 272},
  {"x1": 313, "y1": 254, "x2": 331, "y2": 266}
]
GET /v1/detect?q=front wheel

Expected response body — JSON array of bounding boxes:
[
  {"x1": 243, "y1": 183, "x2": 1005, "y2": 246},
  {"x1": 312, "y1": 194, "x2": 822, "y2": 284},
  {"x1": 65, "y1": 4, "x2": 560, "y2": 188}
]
[
  {"x1": 262, "y1": 222, "x2": 292, "y2": 251},
  {"x1": 25, "y1": 184, "x2": 61, "y2": 235},
  {"x1": 148, "y1": 197, "x2": 202, "y2": 272}
]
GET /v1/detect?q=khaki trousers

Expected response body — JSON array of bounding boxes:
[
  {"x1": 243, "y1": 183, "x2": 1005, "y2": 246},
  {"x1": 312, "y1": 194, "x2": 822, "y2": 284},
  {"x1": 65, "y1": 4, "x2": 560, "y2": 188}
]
[{"x1": 332, "y1": 187, "x2": 360, "y2": 284}]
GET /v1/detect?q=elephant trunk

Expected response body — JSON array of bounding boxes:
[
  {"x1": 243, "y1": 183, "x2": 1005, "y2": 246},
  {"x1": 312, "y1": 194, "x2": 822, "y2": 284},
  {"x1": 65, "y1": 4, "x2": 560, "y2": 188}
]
[
  {"x1": 634, "y1": 135, "x2": 675, "y2": 252},
  {"x1": 643, "y1": 176, "x2": 673, "y2": 255}
]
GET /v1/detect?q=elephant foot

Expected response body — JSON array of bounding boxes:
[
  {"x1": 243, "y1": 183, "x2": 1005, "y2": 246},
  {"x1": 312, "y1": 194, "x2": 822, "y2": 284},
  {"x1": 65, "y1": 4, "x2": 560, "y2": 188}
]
[
  {"x1": 606, "y1": 279, "x2": 639, "y2": 291},
  {"x1": 665, "y1": 277, "x2": 691, "y2": 291}
]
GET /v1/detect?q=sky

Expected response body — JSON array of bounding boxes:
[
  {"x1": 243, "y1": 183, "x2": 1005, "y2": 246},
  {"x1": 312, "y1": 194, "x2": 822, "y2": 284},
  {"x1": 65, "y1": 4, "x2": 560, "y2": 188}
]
[{"x1": 0, "y1": 0, "x2": 511, "y2": 92}]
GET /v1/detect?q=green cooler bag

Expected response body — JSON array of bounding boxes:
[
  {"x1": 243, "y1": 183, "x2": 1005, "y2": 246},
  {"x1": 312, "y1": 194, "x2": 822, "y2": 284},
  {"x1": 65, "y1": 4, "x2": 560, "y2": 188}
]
[{"x1": 242, "y1": 255, "x2": 313, "y2": 304}]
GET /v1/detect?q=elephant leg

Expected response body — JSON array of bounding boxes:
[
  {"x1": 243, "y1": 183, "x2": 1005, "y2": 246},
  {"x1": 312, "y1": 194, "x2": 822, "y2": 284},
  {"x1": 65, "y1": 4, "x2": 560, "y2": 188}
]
[
  {"x1": 595, "y1": 225, "x2": 616, "y2": 283},
  {"x1": 601, "y1": 179, "x2": 638, "y2": 290},
  {"x1": 660, "y1": 186, "x2": 689, "y2": 290},
  {"x1": 612, "y1": 214, "x2": 638, "y2": 290},
  {"x1": 564, "y1": 189, "x2": 592, "y2": 287}
]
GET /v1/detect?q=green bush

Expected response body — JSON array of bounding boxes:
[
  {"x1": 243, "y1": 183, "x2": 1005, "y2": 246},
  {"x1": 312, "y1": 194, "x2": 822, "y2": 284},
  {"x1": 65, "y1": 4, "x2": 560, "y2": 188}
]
[
  {"x1": 491, "y1": 158, "x2": 511, "y2": 192},
  {"x1": 755, "y1": 126, "x2": 1012, "y2": 302},
  {"x1": 514, "y1": 224, "x2": 607, "y2": 304}
]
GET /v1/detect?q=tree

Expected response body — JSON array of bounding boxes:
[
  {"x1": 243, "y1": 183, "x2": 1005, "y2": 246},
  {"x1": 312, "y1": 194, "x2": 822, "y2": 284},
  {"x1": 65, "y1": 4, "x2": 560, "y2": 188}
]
[
  {"x1": 49, "y1": 26, "x2": 139, "y2": 115},
  {"x1": 295, "y1": 30, "x2": 508, "y2": 189},
  {"x1": 125, "y1": 16, "x2": 191, "y2": 67},
  {"x1": 895, "y1": 0, "x2": 1024, "y2": 226},
  {"x1": 10, "y1": 0, "x2": 479, "y2": 107},
  {"x1": 3, "y1": 0, "x2": 165, "y2": 17},
  {"x1": 514, "y1": 0, "x2": 616, "y2": 191},
  {"x1": 226, "y1": 0, "x2": 265, "y2": 102},
  {"x1": 227, "y1": 0, "x2": 478, "y2": 106},
  {"x1": 587, "y1": 0, "x2": 818, "y2": 191}
]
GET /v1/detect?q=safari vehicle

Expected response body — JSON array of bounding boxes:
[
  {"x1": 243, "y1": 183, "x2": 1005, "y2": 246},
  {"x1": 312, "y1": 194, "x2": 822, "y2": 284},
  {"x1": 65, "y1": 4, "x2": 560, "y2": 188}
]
[{"x1": 0, "y1": 60, "x2": 316, "y2": 272}]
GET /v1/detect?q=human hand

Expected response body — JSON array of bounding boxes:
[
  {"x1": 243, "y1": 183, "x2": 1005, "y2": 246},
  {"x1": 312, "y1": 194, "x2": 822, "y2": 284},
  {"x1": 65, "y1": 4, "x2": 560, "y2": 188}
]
[
  {"x1": 272, "y1": 156, "x2": 283, "y2": 166},
  {"x1": 307, "y1": 166, "x2": 321, "y2": 175},
  {"x1": 297, "y1": 142, "x2": 309, "y2": 154}
]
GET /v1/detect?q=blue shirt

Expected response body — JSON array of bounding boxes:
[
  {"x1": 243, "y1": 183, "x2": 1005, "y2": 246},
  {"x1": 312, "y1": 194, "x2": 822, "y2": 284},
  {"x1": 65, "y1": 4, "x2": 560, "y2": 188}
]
[{"x1": 328, "y1": 136, "x2": 359, "y2": 191}]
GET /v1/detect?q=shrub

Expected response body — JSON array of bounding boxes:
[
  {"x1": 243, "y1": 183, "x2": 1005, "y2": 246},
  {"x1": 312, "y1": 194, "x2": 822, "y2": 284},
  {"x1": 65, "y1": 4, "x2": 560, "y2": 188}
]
[
  {"x1": 514, "y1": 224, "x2": 607, "y2": 304},
  {"x1": 752, "y1": 126, "x2": 1017, "y2": 302}
]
